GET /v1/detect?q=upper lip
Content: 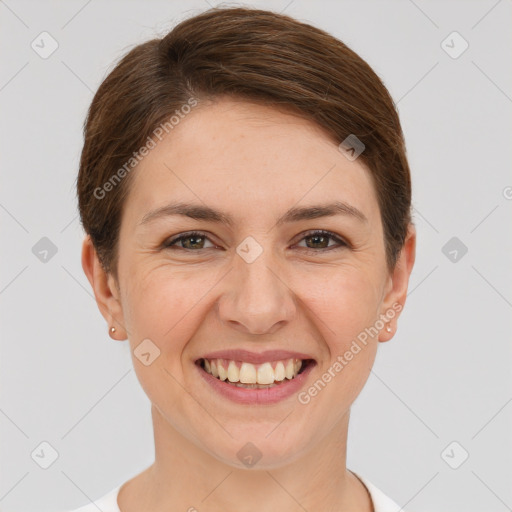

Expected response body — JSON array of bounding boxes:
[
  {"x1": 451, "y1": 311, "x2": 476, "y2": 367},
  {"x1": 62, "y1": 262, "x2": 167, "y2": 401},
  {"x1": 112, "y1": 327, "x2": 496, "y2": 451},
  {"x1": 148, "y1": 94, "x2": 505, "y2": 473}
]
[{"x1": 197, "y1": 349, "x2": 316, "y2": 365}]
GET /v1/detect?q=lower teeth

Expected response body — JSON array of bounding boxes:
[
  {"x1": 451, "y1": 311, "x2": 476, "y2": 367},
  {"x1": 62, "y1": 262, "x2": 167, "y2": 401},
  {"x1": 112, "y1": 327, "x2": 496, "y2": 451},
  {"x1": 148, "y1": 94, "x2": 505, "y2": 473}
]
[{"x1": 228, "y1": 380, "x2": 286, "y2": 389}]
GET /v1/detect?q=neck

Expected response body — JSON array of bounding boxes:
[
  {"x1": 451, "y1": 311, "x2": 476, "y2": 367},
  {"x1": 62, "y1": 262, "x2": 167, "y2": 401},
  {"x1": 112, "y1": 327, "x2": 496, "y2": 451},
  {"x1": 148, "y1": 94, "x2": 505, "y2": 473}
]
[{"x1": 118, "y1": 405, "x2": 373, "y2": 512}]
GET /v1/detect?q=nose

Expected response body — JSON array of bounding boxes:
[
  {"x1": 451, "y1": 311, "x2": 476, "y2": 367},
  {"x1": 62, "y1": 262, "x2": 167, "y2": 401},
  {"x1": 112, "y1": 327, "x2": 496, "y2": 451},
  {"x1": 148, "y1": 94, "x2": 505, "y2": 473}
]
[{"x1": 217, "y1": 248, "x2": 297, "y2": 335}]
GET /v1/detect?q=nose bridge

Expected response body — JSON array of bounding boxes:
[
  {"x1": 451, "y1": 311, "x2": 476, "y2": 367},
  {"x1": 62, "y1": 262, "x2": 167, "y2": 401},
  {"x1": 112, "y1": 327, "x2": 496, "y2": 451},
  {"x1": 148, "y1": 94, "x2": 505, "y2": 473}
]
[{"x1": 219, "y1": 235, "x2": 295, "y2": 334}]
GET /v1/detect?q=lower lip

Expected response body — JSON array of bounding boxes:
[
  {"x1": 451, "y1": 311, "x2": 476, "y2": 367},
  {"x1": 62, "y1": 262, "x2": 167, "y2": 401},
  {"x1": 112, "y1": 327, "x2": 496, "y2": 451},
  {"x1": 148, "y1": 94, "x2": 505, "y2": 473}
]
[{"x1": 195, "y1": 360, "x2": 316, "y2": 405}]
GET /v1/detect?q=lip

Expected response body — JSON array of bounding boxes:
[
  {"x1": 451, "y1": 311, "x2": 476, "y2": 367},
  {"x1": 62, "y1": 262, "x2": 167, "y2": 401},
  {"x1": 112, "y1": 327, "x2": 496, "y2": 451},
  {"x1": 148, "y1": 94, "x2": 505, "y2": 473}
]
[
  {"x1": 194, "y1": 357, "x2": 317, "y2": 405},
  {"x1": 197, "y1": 349, "x2": 315, "y2": 365}
]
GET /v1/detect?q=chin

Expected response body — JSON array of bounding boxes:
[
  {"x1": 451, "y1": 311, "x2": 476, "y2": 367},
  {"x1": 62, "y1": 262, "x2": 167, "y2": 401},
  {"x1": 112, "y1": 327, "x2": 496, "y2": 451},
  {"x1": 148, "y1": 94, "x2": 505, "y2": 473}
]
[{"x1": 200, "y1": 422, "x2": 315, "y2": 470}]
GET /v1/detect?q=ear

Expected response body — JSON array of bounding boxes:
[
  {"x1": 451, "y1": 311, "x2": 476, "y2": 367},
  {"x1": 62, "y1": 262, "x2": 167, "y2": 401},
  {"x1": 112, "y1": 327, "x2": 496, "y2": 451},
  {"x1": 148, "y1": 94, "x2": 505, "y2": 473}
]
[
  {"x1": 378, "y1": 223, "x2": 416, "y2": 342},
  {"x1": 81, "y1": 234, "x2": 128, "y2": 340}
]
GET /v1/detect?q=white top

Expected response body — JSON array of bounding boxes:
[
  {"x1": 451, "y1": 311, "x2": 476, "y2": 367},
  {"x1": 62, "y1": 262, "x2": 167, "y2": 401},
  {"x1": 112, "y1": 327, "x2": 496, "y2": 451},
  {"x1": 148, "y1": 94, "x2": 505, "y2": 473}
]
[{"x1": 62, "y1": 472, "x2": 405, "y2": 512}]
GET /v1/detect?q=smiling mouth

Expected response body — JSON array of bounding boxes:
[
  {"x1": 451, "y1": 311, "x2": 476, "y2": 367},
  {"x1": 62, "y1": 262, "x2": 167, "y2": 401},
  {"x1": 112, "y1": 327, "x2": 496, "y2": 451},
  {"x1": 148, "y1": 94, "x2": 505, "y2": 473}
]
[{"x1": 196, "y1": 357, "x2": 315, "y2": 389}]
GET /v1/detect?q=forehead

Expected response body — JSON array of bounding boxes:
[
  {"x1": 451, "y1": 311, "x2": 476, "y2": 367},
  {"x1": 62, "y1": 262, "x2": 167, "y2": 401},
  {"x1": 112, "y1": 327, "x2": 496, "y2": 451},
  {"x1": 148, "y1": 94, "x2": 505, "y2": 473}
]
[{"x1": 123, "y1": 98, "x2": 380, "y2": 229}]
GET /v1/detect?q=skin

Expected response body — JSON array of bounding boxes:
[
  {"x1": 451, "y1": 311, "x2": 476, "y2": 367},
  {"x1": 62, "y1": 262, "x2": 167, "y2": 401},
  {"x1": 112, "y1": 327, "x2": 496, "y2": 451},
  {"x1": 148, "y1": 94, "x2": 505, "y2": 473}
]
[{"x1": 82, "y1": 96, "x2": 416, "y2": 512}]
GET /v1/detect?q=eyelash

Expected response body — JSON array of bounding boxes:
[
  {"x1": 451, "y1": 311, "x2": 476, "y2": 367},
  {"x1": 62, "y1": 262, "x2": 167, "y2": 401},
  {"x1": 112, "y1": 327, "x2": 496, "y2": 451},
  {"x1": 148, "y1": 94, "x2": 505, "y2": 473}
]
[{"x1": 162, "y1": 230, "x2": 348, "y2": 253}]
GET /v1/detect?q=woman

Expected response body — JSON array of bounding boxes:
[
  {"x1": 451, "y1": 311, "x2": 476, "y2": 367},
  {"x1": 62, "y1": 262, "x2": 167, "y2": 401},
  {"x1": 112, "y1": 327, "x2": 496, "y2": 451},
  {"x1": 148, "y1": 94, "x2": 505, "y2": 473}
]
[{"x1": 70, "y1": 6, "x2": 416, "y2": 511}]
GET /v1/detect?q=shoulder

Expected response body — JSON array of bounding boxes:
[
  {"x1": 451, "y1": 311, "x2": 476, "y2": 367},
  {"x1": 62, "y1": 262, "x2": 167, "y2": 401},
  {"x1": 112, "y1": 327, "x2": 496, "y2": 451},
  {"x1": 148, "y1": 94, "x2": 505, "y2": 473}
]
[
  {"x1": 59, "y1": 485, "x2": 122, "y2": 512},
  {"x1": 352, "y1": 472, "x2": 406, "y2": 512},
  {"x1": 60, "y1": 475, "x2": 404, "y2": 512}
]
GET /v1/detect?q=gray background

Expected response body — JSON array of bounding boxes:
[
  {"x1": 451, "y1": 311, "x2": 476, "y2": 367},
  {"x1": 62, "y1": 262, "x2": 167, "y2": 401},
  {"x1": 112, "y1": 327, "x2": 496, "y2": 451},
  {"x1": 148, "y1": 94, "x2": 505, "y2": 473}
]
[{"x1": 1, "y1": 0, "x2": 511, "y2": 510}]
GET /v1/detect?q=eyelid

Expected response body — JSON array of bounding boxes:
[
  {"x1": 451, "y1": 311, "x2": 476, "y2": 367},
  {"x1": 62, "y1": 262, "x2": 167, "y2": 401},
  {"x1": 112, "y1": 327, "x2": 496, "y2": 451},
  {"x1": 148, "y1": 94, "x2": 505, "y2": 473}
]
[
  {"x1": 163, "y1": 230, "x2": 218, "y2": 249},
  {"x1": 163, "y1": 229, "x2": 349, "y2": 252},
  {"x1": 294, "y1": 229, "x2": 349, "y2": 250}
]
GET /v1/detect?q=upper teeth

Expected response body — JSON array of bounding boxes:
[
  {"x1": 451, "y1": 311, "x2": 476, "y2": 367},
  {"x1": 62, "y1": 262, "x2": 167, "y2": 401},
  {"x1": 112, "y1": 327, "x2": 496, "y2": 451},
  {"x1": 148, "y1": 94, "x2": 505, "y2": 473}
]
[{"x1": 203, "y1": 358, "x2": 303, "y2": 384}]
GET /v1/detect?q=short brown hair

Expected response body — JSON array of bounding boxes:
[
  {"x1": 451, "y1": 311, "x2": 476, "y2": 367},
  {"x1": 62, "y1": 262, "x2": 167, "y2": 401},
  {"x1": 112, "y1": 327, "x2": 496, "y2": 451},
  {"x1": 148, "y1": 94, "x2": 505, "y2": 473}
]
[{"x1": 77, "y1": 6, "x2": 412, "y2": 281}]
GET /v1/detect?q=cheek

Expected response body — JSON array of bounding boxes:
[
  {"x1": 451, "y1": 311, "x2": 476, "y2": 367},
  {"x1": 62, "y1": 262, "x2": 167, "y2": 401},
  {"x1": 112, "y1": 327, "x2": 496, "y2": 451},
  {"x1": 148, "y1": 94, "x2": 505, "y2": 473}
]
[
  {"x1": 121, "y1": 268, "x2": 208, "y2": 407},
  {"x1": 295, "y1": 265, "x2": 381, "y2": 347},
  {"x1": 122, "y1": 266, "x2": 203, "y2": 353},
  {"x1": 295, "y1": 268, "x2": 380, "y2": 410},
  {"x1": 121, "y1": 262, "x2": 242, "y2": 374},
  {"x1": 124, "y1": 259, "x2": 382, "y2": 351}
]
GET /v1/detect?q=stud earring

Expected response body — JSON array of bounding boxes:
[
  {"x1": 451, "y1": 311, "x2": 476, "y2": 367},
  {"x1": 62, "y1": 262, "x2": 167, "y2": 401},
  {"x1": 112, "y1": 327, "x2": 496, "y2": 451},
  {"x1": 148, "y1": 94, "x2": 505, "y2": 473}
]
[
  {"x1": 385, "y1": 324, "x2": 392, "y2": 333},
  {"x1": 110, "y1": 326, "x2": 116, "y2": 334}
]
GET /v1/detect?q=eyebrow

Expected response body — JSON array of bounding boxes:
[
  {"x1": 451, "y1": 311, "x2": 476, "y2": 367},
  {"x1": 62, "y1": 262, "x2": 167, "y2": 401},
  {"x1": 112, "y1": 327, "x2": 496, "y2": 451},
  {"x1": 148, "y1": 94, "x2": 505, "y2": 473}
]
[{"x1": 139, "y1": 200, "x2": 368, "y2": 227}]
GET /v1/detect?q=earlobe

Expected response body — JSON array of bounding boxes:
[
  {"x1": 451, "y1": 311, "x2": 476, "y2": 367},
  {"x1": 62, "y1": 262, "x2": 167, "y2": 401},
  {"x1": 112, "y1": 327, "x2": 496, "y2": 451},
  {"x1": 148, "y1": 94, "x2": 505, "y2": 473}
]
[
  {"x1": 81, "y1": 234, "x2": 127, "y2": 340},
  {"x1": 378, "y1": 223, "x2": 416, "y2": 343}
]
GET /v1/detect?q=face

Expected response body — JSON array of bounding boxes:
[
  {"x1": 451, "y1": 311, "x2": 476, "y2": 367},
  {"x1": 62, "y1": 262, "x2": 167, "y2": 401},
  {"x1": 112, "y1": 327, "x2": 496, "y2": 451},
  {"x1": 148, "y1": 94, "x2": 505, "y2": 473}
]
[{"x1": 84, "y1": 97, "x2": 415, "y2": 469}]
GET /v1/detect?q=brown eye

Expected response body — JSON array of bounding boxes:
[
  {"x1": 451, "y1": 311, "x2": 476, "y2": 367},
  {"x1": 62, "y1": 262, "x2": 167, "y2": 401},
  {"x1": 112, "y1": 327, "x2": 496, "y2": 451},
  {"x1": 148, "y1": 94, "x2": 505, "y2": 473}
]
[
  {"x1": 162, "y1": 230, "x2": 348, "y2": 253},
  {"x1": 163, "y1": 231, "x2": 215, "y2": 250},
  {"x1": 296, "y1": 230, "x2": 347, "y2": 252}
]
